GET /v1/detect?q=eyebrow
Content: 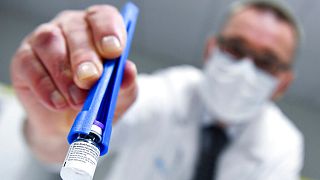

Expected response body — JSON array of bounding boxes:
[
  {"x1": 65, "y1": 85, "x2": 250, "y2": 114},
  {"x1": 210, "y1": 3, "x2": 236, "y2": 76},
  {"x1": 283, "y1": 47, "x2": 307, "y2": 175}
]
[
  {"x1": 228, "y1": 36, "x2": 282, "y2": 62},
  {"x1": 221, "y1": 35, "x2": 292, "y2": 67}
]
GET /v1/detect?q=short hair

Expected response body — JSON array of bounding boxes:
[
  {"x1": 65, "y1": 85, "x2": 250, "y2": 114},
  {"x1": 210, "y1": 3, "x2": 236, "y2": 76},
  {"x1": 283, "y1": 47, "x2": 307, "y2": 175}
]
[{"x1": 218, "y1": 0, "x2": 303, "y2": 50}]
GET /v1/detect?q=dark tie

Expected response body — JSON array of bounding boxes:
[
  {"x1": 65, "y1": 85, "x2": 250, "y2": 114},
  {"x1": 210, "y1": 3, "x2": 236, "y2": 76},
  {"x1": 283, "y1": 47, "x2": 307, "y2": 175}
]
[{"x1": 192, "y1": 125, "x2": 230, "y2": 180}]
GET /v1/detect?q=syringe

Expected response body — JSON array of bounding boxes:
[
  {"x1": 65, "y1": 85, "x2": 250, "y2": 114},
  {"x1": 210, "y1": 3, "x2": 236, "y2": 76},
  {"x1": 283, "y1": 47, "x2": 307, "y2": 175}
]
[{"x1": 60, "y1": 2, "x2": 139, "y2": 180}]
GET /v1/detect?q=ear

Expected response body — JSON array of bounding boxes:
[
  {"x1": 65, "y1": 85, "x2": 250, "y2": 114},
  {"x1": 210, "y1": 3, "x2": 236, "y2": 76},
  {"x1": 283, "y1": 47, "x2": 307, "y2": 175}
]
[
  {"x1": 204, "y1": 35, "x2": 217, "y2": 60},
  {"x1": 272, "y1": 71, "x2": 294, "y2": 100}
]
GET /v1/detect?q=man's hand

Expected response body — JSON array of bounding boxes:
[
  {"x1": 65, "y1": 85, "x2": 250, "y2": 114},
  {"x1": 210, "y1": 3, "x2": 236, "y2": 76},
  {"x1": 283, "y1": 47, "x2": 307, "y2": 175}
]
[{"x1": 10, "y1": 5, "x2": 138, "y2": 164}]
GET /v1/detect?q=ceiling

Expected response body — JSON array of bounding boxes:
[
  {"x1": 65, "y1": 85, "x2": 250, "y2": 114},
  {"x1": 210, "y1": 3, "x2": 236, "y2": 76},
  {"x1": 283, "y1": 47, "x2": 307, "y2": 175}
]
[{"x1": 0, "y1": 0, "x2": 319, "y2": 107}]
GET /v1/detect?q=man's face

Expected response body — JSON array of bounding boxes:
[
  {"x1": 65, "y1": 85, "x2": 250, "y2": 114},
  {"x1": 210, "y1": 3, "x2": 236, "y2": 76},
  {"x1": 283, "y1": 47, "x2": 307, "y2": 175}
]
[{"x1": 217, "y1": 6, "x2": 297, "y2": 99}]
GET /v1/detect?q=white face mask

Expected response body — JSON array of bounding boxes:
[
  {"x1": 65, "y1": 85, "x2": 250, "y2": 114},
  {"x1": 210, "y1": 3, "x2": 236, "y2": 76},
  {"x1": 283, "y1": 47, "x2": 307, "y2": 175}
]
[{"x1": 198, "y1": 48, "x2": 278, "y2": 125}]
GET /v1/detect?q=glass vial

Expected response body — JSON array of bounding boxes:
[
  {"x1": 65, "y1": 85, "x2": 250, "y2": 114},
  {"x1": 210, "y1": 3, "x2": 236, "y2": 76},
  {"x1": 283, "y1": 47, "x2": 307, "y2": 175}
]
[{"x1": 60, "y1": 124, "x2": 102, "y2": 180}]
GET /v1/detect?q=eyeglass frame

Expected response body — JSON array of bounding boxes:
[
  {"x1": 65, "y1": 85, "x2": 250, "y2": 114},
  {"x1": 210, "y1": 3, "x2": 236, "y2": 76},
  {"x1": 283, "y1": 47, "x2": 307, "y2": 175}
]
[{"x1": 216, "y1": 35, "x2": 292, "y2": 75}]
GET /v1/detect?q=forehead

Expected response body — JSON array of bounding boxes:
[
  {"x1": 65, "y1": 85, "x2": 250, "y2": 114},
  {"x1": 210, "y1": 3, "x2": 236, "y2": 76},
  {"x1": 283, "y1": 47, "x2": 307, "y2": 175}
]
[{"x1": 221, "y1": 6, "x2": 296, "y2": 64}]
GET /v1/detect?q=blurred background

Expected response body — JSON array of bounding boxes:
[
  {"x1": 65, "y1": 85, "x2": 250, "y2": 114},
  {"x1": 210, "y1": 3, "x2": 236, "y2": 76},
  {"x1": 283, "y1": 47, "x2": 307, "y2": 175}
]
[{"x1": 0, "y1": 0, "x2": 319, "y2": 179}]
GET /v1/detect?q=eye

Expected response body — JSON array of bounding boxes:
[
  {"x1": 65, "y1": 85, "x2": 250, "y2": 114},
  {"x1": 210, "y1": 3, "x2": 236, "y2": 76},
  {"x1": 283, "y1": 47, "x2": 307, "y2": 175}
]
[
  {"x1": 255, "y1": 53, "x2": 278, "y2": 73},
  {"x1": 230, "y1": 45, "x2": 245, "y2": 59},
  {"x1": 225, "y1": 39, "x2": 247, "y2": 59},
  {"x1": 218, "y1": 36, "x2": 248, "y2": 59}
]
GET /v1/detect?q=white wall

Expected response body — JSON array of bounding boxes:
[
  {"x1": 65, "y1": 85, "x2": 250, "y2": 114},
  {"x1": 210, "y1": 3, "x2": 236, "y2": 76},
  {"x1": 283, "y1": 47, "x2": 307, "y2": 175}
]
[
  {"x1": 0, "y1": 11, "x2": 38, "y2": 84},
  {"x1": 1, "y1": 7, "x2": 319, "y2": 180}
]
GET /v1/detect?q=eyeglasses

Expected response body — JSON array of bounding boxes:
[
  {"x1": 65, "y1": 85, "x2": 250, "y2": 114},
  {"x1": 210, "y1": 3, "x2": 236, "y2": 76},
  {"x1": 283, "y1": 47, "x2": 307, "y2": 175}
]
[{"x1": 217, "y1": 36, "x2": 292, "y2": 74}]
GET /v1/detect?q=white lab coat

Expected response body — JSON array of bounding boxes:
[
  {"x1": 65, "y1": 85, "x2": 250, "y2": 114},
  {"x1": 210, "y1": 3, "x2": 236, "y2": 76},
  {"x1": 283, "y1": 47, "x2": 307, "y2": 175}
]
[
  {"x1": 103, "y1": 65, "x2": 304, "y2": 180},
  {"x1": 0, "y1": 65, "x2": 304, "y2": 180}
]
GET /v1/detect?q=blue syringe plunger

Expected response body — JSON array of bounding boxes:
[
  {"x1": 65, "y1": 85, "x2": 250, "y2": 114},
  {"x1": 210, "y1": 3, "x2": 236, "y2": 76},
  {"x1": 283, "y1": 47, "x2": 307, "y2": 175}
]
[{"x1": 66, "y1": 2, "x2": 139, "y2": 156}]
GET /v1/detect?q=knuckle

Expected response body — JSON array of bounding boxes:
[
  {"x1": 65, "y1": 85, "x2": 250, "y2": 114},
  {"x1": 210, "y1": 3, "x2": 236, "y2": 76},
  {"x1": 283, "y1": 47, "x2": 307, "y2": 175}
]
[
  {"x1": 32, "y1": 23, "x2": 60, "y2": 47},
  {"x1": 86, "y1": 6, "x2": 126, "y2": 44},
  {"x1": 87, "y1": 4, "x2": 118, "y2": 15},
  {"x1": 56, "y1": 10, "x2": 84, "y2": 20},
  {"x1": 57, "y1": 11, "x2": 87, "y2": 33},
  {"x1": 35, "y1": 75, "x2": 55, "y2": 92},
  {"x1": 96, "y1": 16, "x2": 118, "y2": 30},
  {"x1": 63, "y1": 21, "x2": 88, "y2": 34},
  {"x1": 37, "y1": 75, "x2": 50, "y2": 87}
]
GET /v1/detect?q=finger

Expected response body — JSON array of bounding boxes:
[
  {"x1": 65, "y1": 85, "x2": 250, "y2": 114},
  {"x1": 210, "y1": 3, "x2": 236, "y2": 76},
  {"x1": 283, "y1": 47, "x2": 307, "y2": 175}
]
[
  {"x1": 114, "y1": 83, "x2": 137, "y2": 122},
  {"x1": 113, "y1": 60, "x2": 138, "y2": 121},
  {"x1": 114, "y1": 81, "x2": 138, "y2": 122},
  {"x1": 55, "y1": 10, "x2": 103, "y2": 90},
  {"x1": 29, "y1": 23, "x2": 87, "y2": 107},
  {"x1": 121, "y1": 60, "x2": 137, "y2": 89},
  {"x1": 86, "y1": 5, "x2": 127, "y2": 59},
  {"x1": 13, "y1": 43, "x2": 67, "y2": 110}
]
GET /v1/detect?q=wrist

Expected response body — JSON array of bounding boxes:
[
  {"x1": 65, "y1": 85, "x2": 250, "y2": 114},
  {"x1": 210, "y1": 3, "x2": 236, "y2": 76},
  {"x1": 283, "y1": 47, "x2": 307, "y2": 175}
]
[{"x1": 23, "y1": 118, "x2": 69, "y2": 164}]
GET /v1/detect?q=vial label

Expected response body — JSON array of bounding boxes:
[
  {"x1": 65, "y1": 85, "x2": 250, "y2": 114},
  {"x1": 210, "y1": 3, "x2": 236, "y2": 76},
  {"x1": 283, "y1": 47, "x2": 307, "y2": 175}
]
[{"x1": 62, "y1": 141, "x2": 100, "y2": 178}]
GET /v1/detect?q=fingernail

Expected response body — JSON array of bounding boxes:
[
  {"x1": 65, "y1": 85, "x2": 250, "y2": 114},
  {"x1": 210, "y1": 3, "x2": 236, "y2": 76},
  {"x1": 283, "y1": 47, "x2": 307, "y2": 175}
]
[
  {"x1": 51, "y1": 90, "x2": 67, "y2": 108},
  {"x1": 69, "y1": 84, "x2": 86, "y2": 105},
  {"x1": 76, "y1": 62, "x2": 99, "y2": 82},
  {"x1": 101, "y1": 35, "x2": 122, "y2": 53}
]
